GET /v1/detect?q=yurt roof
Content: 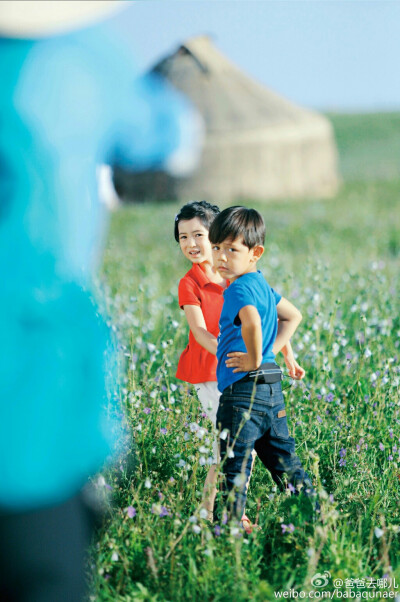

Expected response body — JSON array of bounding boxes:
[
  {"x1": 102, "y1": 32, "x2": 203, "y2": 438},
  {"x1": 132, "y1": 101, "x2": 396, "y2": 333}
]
[{"x1": 153, "y1": 35, "x2": 326, "y2": 134}]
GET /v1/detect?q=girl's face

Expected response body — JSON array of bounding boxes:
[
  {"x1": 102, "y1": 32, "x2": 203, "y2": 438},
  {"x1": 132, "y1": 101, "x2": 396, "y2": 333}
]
[{"x1": 177, "y1": 217, "x2": 213, "y2": 264}]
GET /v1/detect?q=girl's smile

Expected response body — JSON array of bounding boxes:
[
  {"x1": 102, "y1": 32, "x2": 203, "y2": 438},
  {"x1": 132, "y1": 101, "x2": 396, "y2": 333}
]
[{"x1": 178, "y1": 217, "x2": 213, "y2": 265}]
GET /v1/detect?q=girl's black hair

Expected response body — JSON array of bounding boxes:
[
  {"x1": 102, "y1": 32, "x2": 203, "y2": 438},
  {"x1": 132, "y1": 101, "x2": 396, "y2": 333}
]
[
  {"x1": 208, "y1": 206, "x2": 265, "y2": 248},
  {"x1": 174, "y1": 200, "x2": 220, "y2": 242}
]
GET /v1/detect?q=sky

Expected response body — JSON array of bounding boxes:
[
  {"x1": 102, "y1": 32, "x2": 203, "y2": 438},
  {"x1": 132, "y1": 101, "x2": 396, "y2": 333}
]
[{"x1": 108, "y1": 0, "x2": 400, "y2": 112}]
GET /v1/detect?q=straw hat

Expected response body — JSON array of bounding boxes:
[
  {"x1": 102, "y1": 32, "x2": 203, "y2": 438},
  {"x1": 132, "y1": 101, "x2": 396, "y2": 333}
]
[{"x1": 0, "y1": 0, "x2": 125, "y2": 38}]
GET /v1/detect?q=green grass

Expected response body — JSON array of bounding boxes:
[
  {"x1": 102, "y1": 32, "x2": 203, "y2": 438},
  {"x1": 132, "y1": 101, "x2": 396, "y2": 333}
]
[
  {"x1": 328, "y1": 112, "x2": 400, "y2": 182},
  {"x1": 89, "y1": 115, "x2": 400, "y2": 601}
]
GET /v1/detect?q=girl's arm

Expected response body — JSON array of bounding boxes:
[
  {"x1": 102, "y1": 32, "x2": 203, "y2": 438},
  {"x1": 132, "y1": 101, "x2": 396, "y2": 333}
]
[
  {"x1": 273, "y1": 297, "x2": 302, "y2": 356},
  {"x1": 281, "y1": 339, "x2": 305, "y2": 380},
  {"x1": 183, "y1": 305, "x2": 218, "y2": 355}
]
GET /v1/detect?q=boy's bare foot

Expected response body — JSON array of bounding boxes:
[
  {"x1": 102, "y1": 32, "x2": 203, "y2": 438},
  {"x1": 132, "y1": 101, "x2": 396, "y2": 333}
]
[
  {"x1": 203, "y1": 509, "x2": 213, "y2": 522},
  {"x1": 241, "y1": 514, "x2": 254, "y2": 534}
]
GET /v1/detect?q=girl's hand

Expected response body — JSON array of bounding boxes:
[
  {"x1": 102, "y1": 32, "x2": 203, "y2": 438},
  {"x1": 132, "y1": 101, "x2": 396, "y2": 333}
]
[
  {"x1": 226, "y1": 352, "x2": 259, "y2": 373},
  {"x1": 283, "y1": 354, "x2": 305, "y2": 380}
]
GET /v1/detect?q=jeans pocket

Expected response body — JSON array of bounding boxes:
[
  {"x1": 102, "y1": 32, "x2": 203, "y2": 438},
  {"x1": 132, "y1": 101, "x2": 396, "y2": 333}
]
[
  {"x1": 232, "y1": 406, "x2": 261, "y2": 444},
  {"x1": 271, "y1": 405, "x2": 290, "y2": 439}
]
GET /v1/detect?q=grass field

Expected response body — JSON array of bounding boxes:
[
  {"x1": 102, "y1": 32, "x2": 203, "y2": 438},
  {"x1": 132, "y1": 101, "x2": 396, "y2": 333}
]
[
  {"x1": 328, "y1": 112, "x2": 400, "y2": 182},
  {"x1": 90, "y1": 113, "x2": 400, "y2": 601}
]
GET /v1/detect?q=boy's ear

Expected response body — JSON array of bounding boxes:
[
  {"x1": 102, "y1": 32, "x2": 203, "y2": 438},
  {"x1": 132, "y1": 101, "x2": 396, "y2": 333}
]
[{"x1": 251, "y1": 245, "x2": 264, "y2": 261}]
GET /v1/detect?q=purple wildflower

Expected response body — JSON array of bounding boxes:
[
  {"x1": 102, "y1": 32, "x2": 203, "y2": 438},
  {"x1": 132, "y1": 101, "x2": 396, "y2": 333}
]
[
  {"x1": 288, "y1": 483, "x2": 296, "y2": 494},
  {"x1": 339, "y1": 448, "x2": 346, "y2": 458},
  {"x1": 325, "y1": 393, "x2": 334, "y2": 402},
  {"x1": 379, "y1": 442, "x2": 384, "y2": 451},
  {"x1": 127, "y1": 506, "x2": 136, "y2": 518},
  {"x1": 222, "y1": 512, "x2": 228, "y2": 525},
  {"x1": 389, "y1": 455, "x2": 393, "y2": 461},
  {"x1": 214, "y1": 525, "x2": 221, "y2": 536},
  {"x1": 317, "y1": 415, "x2": 323, "y2": 423},
  {"x1": 144, "y1": 407, "x2": 151, "y2": 414},
  {"x1": 356, "y1": 444, "x2": 360, "y2": 452},
  {"x1": 339, "y1": 458, "x2": 346, "y2": 467},
  {"x1": 281, "y1": 523, "x2": 295, "y2": 534},
  {"x1": 160, "y1": 427, "x2": 168, "y2": 435},
  {"x1": 159, "y1": 506, "x2": 169, "y2": 517}
]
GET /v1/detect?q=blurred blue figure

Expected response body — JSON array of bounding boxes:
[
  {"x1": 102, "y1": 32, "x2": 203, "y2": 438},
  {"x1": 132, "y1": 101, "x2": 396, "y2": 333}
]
[
  {"x1": 0, "y1": 2, "x2": 196, "y2": 599},
  {"x1": 0, "y1": 15, "x2": 190, "y2": 512}
]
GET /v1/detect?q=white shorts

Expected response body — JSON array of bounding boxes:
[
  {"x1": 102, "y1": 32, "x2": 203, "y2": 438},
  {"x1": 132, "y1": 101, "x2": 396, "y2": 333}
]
[{"x1": 195, "y1": 381, "x2": 221, "y2": 464}]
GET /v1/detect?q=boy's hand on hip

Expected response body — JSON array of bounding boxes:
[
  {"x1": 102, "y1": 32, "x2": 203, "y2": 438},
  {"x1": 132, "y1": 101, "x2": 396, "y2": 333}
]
[{"x1": 226, "y1": 352, "x2": 259, "y2": 373}]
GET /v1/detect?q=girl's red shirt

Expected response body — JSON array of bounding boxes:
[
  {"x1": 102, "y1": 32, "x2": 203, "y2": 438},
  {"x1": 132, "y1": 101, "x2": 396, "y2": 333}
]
[{"x1": 176, "y1": 263, "x2": 226, "y2": 384}]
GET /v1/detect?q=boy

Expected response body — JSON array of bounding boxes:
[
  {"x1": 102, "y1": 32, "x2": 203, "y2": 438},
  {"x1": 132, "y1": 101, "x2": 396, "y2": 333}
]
[{"x1": 209, "y1": 206, "x2": 315, "y2": 520}]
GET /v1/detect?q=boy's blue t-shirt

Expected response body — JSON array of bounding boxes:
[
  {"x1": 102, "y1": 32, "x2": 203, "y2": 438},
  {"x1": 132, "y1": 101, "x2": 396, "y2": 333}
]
[{"x1": 216, "y1": 270, "x2": 282, "y2": 393}]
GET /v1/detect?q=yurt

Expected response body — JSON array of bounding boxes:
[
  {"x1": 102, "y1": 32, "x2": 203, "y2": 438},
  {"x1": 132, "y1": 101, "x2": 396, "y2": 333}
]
[{"x1": 114, "y1": 35, "x2": 339, "y2": 202}]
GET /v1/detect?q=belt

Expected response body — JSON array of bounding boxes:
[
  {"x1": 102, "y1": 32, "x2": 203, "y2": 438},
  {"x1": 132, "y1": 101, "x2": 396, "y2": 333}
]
[{"x1": 238, "y1": 362, "x2": 282, "y2": 384}]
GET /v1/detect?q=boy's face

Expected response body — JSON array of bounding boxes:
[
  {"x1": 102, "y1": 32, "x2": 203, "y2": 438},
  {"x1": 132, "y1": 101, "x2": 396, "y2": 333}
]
[
  {"x1": 178, "y1": 217, "x2": 213, "y2": 264},
  {"x1": 212, "y1": 237, "x2": 264, "y2": 282}
]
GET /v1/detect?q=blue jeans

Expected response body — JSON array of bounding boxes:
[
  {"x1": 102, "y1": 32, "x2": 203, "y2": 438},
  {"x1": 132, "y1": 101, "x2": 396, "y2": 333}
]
[{"x1": 216, "y1": 379, "x2": 315, "y2": 519}]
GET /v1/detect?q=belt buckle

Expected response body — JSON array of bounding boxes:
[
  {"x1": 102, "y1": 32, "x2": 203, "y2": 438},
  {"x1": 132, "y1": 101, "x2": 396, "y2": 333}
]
[
  {"x1": 248, "y1": 368, "x2": 282, "y2": 383},
  {"x1": 248, "y1": 369, "x2": 260, "y2": 379}
]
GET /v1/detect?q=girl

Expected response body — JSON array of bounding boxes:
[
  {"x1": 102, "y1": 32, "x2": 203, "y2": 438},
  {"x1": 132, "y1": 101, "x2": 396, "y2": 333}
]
[
  {"x1": 174, "y1": 201, "x2": 304, "y2": 527},
  {"x1": 175, "y1": 201, "x2": 223, "y2": 522}
]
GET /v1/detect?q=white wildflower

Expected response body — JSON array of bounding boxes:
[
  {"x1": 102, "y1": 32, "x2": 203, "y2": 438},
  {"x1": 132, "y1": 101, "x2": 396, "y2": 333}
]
[{"x1": 374, "y1": 527, "x2": 384, "y2": 538}]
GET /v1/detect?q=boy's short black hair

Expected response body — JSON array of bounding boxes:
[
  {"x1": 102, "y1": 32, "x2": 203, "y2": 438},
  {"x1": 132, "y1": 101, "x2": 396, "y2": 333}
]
[
  {"x1": 208, "y1": 206, "x2": 265, "y2": 249},
  {"x1": 174, "y1": 200, "x2": 220, "y2": 242}
]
